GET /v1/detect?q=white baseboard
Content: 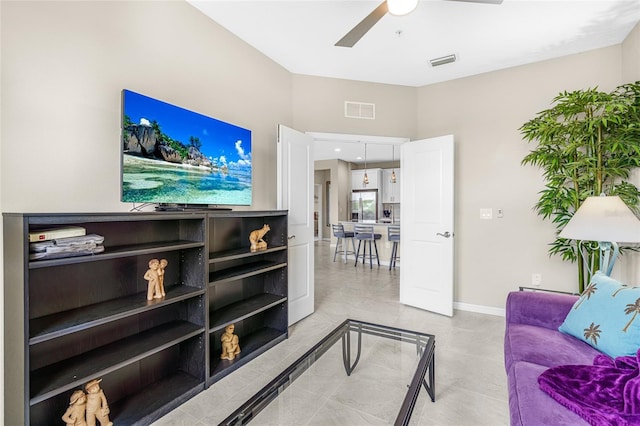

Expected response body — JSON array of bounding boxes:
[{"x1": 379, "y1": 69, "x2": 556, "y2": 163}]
[{"x1": 454, "y1": 301, "x2": 505, "y2": 317}]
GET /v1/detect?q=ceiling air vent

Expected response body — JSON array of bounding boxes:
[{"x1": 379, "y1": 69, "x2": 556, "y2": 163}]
[
  {"x1": 345, "y1": 101, "x2": 375, "y2": 120},
  {"x1": 429, "y1": 54, "x2": 457, "y2": 67}
]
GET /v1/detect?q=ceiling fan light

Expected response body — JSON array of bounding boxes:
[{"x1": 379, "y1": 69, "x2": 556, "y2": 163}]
[{"x1": 387, "y1": 0, "x2": 418, "y2": 16}]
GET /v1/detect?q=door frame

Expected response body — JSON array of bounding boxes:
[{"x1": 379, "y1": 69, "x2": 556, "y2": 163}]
[
  {"x1": 314, "y1": 183, "x2": 322, "y2": 241},
  {"x1": 309, "y1": 131, "x2": 409, "y2": 243}
]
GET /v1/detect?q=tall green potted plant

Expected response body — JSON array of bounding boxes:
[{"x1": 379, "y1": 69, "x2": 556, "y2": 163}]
[{"x1": 520, "y1": 81, "x2": 640, "y2": 293}]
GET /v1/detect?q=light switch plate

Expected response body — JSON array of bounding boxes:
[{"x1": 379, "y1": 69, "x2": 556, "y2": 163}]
[{"x1": 480, "y1": 208, "x2": 493, "y2": 220}]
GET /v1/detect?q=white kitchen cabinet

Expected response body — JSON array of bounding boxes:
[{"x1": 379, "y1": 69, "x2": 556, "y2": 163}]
[{"x1": 352, "y1": 168, "x2": 381, "y2": 190}]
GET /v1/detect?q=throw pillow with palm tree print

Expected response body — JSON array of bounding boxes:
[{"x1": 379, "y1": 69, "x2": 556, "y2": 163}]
[{"x1": 559, "y1": 271, "x2": 640, "y2": 358}]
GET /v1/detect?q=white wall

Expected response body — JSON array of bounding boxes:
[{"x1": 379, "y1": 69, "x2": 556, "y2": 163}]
[
  {"x1": 622, "y1": 22, "x2": 640, "y2": 82},
  {"x1": 416, "y1": 44, "x2": 636, "y2": 308},
  {"x1": 1, "y1": 1, "x2": 292, "y2": 213},
  {"x1": 292, "y1": 74, "x2": 418, "y2": 138}
]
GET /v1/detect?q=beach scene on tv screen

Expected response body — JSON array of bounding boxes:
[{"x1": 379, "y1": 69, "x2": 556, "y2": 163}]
[{"x1": 122, "y1": 90, "x2": 252, "y2": 205}]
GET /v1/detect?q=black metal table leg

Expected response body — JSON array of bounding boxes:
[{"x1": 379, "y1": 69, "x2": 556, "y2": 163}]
[{"x1": 341, "y1": 323, "x2": 363, "y2": 375}]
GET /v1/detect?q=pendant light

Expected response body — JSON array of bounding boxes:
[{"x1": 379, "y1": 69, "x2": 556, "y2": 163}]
[
  {"x1": 363, "y1": 143, "x2": 369, "y2": 186},
  {"x1": 391, "y1": 145, "x2": 397, "y2": 183}
]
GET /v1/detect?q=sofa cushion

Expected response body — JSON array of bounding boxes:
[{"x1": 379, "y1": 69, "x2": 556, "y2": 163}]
[
  {"x1": 508, "y1": 361, "x2": 588, "y2": 425},
  {"x1": 505, "y1": 323, "x2": 603, "y2": 372},
  {"x1": 506, "y1": 291, "x2": 578, "y2": 330},
  {"x1": 559, "y1": 272, "x2": 640, "y2": 358}
]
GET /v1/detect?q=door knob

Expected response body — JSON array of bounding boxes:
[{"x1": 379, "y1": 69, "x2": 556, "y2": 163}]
[
  {"x1": 288, "y1": 235, "x2": 296, "y2": 240},
  {"x1": 436, "y1": 231, "x2": 451, "y2": 238}
]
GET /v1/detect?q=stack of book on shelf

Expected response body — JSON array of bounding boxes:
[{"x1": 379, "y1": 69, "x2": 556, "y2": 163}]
[{"x1": 29, "y1": 226, "x2": 105, "y2": 260}]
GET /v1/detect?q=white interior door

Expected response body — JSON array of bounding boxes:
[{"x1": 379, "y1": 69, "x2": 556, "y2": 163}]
[
  {"x1": 277, "y1": 124, "x2": 315, "y2": 325},
  {"x1": 400, "y1": 135, "x2": 455, "y2": 316}
]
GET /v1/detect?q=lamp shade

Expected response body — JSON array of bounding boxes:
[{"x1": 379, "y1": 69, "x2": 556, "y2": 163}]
[
  {"x1": 559, "y1": 195, "x2": 640, "y2": 243},
  {"x1": 387, "y1": 0, "x2": 418, "y2": 16}
]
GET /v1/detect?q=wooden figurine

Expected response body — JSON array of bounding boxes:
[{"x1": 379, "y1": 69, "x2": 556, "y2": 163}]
[
  {"x1": 85, "y1": 378, "x2": 112, "y2": 426},
  {"x1": 220, "y1": 324, "x2": 241, "y2": 360},
  {"x1": 158, "y1": 258, "x2": 168, "y2": 297},
  {"x1": 249, "y1": 224, "x2": 270, "y2": 252},
  {"x1": 143, "y1": 258, "x2": 163, "y2": 300},
  {"x1": 61, "y1": 390, "x2": 87, "y2": 426}
]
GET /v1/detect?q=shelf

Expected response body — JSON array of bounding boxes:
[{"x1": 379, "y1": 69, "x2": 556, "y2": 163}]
[
  {"x1": 209, "y1": 245, "x2": 287, "y2": 263},
  {"x1": 210, "y1": 294, "x2": 287, "y2": 333},
  {"x1": 210, "y1": 327, "x2": 287, "y2": 382},
  {"x1": 29, "y1": 240, "x2": 204, "y2": 269},
  {"x1": 209, "y1": 260, "x2": 287, "y2": 284},
  {"x1": 19, "y1": 211, "x2": 207, "y2": 224},
  {"x1": 111, "y1": 371, "x2": 202, "y2": 426},
  {"x1": 30, "y1": 320, "x2": 203, "y2": 404},
  {"x1": 29, "y1": 285, "x2": 204, "y2": 344}
]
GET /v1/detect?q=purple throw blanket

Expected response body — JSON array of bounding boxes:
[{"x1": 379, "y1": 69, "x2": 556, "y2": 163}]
[{"x1": 538, "y1": 349, "x2": 640, "y2": 425}]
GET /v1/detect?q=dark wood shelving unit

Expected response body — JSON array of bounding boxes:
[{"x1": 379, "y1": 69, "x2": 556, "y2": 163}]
[
  {"x1": 4, "y1": 212, "x2": 208, "y2": 425},
  {"x1": 207, "y1": 211, "x2": 288, "y2": 385},
  {"x1": 4, "y1": 210, "x2": 289, "y2": 424}
]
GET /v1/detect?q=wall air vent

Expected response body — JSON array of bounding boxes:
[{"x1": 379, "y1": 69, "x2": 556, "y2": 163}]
[{"x1": 344, "y1": 101, "x2": 375, "y2": 120}]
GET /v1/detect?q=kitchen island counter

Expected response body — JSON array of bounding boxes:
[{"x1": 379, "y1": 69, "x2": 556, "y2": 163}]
[{"x1": 338, "y1": 222, "x2": 400, "y2": 267}]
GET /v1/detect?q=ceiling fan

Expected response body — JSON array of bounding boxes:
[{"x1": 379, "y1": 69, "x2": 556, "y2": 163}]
[{"x1": 335, "y1": 0, "x2": 504, "y2": 48}]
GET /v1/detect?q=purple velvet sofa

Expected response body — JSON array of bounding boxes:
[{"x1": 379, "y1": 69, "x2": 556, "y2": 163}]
[{"x1": 504, "y1": 290, "x2": 603, "y2": 425}]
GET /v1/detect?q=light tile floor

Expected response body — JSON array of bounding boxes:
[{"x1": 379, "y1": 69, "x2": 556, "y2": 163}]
[{"x1": 153, "y1": 241, "x2": 509, "y2": 425}]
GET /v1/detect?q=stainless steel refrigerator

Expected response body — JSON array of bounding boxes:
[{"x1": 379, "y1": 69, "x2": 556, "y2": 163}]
[{"x1": 351, "y1": 190, "x2": 378, "y2": 223}]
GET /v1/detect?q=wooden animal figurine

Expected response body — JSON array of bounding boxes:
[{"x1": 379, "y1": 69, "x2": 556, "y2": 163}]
[
  {"x1": 143, "y1": 258, "x2": 163, "y2": 300},
  {"x1": 157, "y1": 258, "x2": 168, "y2": 297},
  {"x1": 220, "y1": 324, "x2": 241, "y2": 360},
  {"x1": 249, "y1": 224, "x2": 270, "y2": 252},
  {"x1": 61, "y1": 390, "x2": 87, "y2": 426},
  {"x1": 84, "y1": 378, "x2": 112, "y2": 426}
]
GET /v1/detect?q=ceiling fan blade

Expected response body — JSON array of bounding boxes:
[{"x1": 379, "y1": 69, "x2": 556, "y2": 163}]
[
  {"x1": 447, "y1": 0, "x2": 503, "y2": 4},
  {"x1": 335, "y1": 1, "x2": 389, "y2": 48}
]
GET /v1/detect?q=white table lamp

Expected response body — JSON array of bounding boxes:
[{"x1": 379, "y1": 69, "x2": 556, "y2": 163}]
[{"x1": 559, "y1": 195, "x2": 640, "y2": 276}]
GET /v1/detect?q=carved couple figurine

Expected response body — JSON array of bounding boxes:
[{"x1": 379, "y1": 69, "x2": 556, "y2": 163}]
[
  {"x1": 62, "y1": 378, "x2": 112, "y2": 426},
  {"x1": 144, "y1": 258, "x2": 168, "y2": 301}
]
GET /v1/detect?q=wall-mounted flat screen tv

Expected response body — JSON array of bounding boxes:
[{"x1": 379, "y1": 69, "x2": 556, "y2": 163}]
[{"x1": 121, "y1": 89, "x2": 252, "y2": 206}]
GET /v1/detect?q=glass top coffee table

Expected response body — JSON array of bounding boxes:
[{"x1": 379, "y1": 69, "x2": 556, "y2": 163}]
[{"x1": 221, "y1": 319, "x2": 436, "y2": 425}]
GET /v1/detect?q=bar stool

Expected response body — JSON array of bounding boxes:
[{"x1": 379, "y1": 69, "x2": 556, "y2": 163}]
[
  {"x1": 332, "y1": 224, "x2": 356, "y2": 263},
  {"x1": 354, "y1": 224, "x2": 382, "y2": 268},
  {"x1": 388, "y1": 225, "x2": 400, "y2": 270}
]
